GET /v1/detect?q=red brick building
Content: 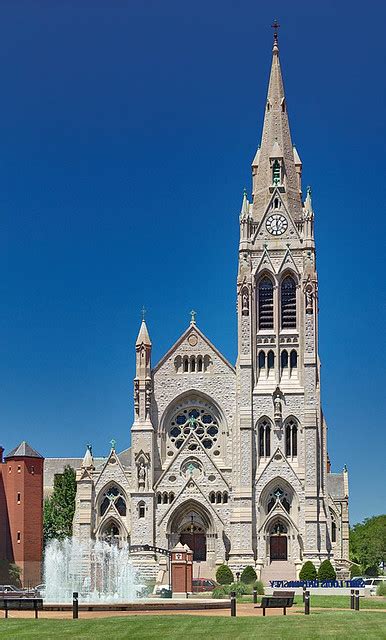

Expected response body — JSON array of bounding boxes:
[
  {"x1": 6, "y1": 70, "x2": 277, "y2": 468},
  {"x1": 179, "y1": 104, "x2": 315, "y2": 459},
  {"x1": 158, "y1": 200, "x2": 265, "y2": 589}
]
[{"x1": 0, "y1": 442, "x2": 44, "y2": 587}]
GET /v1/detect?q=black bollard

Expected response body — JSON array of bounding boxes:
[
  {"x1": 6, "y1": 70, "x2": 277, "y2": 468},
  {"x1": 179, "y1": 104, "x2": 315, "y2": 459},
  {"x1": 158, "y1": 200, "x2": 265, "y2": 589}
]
[
  {"x1": 253, "y1": 588, "x2": 258, "y2": 604},
  {"x1": 230, "y1": 591, "x2": 237, "y2": 617},
  {"x1": 302, "y1": 585, "x2": 306, "y2": 602},
  {"x1": 355, "y1": 590, "x2": 360, "y2": 611},
  {"x1": 350, "y1": 589, "x2": 355, "y2": 610},
  {"x1": 72, "y1": 592, "x2": 79, "y2": 619},
  {"x1": 304, "y1": 590, "x2": 310, "y2": 615}
]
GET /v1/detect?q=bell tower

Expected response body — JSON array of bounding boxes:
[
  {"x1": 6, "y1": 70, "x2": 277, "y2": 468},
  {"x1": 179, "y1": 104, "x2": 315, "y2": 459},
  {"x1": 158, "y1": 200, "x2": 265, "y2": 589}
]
[{"x1": 234, "y1": 23, "x2": 330, "y2": 573}]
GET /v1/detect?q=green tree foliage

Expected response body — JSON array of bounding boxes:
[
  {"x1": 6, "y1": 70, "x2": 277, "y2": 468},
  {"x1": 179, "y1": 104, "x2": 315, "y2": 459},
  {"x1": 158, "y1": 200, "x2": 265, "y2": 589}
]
[
  {"x1": 377, "y1": 582, "x2": 386, "y2": 596},
  {"x1": 215, "y1": 564, "x2": 234, "y2": 585},
  {"x1": 350, "y1": 563, "x2": 361, "y2": 578},
  {"x1": 350, "y1": 515, "x2": 386, "y2": 574},
  {"x1": 299, "y1": 561, "x2": 317, "y2": 580},
  {"x1": 0, "y1": 561, "x2": 21, "y2": 586},
  {"x1": 43, "y1": 466, "x2": 77, "y2": 543},
  {"x1": 240, "y1": 565, "x2": 257, "y2": 584},
  {"x1": 318, "y1": 559, "x2": 336, "y2": 580}
]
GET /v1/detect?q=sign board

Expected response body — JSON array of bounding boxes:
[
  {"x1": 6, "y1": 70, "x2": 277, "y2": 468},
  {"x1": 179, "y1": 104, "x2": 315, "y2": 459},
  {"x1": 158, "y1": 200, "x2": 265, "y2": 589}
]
[{"x1": 270, "y1": 579, "x2": 365, "y2": 588}]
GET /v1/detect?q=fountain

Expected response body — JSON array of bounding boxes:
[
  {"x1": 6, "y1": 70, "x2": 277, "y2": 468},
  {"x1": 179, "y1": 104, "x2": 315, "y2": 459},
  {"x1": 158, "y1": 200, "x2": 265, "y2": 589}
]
[{"x1": 44, "y1": 538, "x2": 140, "y2": 603}]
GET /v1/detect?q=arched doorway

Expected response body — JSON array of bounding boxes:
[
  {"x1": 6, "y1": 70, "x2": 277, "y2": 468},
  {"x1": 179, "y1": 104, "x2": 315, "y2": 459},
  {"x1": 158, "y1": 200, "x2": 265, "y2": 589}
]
[
  {"x1": 269, "y1": 521, "x2": 288, "y2": 561},
  {"x1": 167, "y1": 500, "x2": 218, "y2": 565}
]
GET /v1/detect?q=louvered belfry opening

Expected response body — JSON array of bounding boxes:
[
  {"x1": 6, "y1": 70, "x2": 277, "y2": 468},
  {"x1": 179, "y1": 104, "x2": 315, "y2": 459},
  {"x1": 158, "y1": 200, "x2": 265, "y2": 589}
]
[
  {"x1": 258, "y1": 277, "x2": 274, "y2": 329},
  {"x1": 281, "y1": 276, "x2": 296, "y2": 328}
]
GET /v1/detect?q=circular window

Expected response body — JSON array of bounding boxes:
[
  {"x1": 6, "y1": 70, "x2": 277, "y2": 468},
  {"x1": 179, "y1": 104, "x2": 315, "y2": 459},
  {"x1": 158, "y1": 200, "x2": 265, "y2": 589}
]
[{"x1": 168, "y1": 406, "x2": 219, "y2": 451}]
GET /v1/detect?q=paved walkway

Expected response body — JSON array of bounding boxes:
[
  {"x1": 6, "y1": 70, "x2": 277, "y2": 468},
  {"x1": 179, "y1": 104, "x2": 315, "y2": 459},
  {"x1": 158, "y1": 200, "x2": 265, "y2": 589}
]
[{"x1": 4, "y1": 603, "x2": 386, "y2": 620}]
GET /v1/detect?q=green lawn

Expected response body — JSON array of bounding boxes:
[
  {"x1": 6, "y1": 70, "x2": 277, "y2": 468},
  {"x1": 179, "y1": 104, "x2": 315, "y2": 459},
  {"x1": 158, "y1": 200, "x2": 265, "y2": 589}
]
[
  {"x1": 0, "y1": 612, "x2": 385, "y2": 640},
  {"x1": 238, "y1": 594, "x2": 386, "y2": 609}
]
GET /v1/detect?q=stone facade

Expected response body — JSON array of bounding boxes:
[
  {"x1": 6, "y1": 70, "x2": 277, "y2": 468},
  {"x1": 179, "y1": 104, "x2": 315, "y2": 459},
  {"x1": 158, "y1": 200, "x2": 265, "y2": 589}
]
[{"x1": 71, "y1": 32, "x2": 350, "y2": 582}]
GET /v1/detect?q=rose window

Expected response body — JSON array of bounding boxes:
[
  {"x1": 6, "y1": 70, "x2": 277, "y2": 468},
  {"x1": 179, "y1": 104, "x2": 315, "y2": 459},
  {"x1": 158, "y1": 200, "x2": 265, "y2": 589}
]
[{"x1": 169, "y1": 408, "x2": 219, "y2": 450}]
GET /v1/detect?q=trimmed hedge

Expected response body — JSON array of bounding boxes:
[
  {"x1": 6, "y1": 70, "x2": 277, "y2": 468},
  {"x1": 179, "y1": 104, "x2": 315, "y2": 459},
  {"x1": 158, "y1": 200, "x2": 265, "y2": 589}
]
[
  {"x1": 318, "y1": 560, "x2": 336, "y2": 580},
  {"x1": 216, "y1": 564, "x2": 234, "y2": 585},
  {"x1": 240, "y1": 566, "x2": 257, "y2": 584},
  {"x1": 299, "y1": 561, "x2": 317, "y2": 580}
]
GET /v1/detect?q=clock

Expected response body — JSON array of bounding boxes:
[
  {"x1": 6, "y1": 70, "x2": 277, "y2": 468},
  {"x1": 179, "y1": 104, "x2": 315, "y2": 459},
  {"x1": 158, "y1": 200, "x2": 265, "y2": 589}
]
[{"x1": 266, "y1": 213, "x2": 288, "y2": 236}]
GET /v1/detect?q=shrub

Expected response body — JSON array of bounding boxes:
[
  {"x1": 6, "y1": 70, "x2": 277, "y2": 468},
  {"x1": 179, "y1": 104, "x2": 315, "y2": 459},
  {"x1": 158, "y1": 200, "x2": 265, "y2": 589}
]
[
  {"x1": 229, "y1": 582, "x2": 248, "y2": 597},
  {"x1": 216, "y1": 564, "x2": 234, "y2": 585},
  {"x1": 318, "y1": 560, "x2": 336, "y2": 580},
  {"x1": 240, "y1": 565, "x2": 257, "y2": 584},
  {"x1": 253, "y1": 580, "x2": 265, "y2": 595},
  {"x1": 212, "y1": 587, "x2": 228, "y2": 599},
  {"x1": 350, "y1": 564, "x2": 361, "y2": 578},
  {"x1": 377, "y1": 582, "x2": 386, "y2": 596},
  {"x1": 299, "y1": 561, "x2": 317, "y2": 580}
]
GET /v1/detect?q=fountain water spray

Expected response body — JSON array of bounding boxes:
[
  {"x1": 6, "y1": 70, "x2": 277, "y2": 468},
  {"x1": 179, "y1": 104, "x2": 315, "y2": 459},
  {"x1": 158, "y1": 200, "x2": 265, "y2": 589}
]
[{"x1": 44, "y1": 538, "x2": 140, "y2": 602}]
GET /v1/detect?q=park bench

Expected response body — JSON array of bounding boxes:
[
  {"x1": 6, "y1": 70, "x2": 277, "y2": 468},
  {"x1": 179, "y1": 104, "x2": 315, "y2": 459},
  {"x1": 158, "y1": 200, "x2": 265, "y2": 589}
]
[
  {"x1": 257, "y1": 595, "x2": 294, "y2": 616},
  {"x1": 0, "y1": 598, "x2": 43, "y2": 619},
  {"x1": 273, "y1": 590, "x2": 295, "y2": 598}
]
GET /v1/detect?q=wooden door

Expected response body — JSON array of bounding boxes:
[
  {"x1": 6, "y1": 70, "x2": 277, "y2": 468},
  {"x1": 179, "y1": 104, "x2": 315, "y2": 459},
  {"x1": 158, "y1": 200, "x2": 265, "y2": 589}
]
[
  {"x1": 180, "y1": 533, "x2": 206, "y2": 561},
  {"x1": 270, "y1": 536, "x2": 287, "y2": 560}
]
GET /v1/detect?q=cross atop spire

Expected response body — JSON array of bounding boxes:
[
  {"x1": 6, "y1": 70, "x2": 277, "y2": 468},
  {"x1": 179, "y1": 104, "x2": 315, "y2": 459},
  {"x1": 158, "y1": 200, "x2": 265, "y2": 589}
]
[
  {"x1": 271, "y1": 18, "x2": 280, "y2": 50},
  {"x1": 141, "y1": 305, "x2": 146, "y2": 320},
  {"x1": 190, "y1": 310, "x2": 197, "y2": 325}
]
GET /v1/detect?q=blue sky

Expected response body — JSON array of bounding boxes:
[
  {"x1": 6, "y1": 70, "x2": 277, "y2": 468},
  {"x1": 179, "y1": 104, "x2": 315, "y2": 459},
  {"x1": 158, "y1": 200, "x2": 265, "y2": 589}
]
[{"x1": 1, "y1": 1, "x2": 385, "y2": 524}]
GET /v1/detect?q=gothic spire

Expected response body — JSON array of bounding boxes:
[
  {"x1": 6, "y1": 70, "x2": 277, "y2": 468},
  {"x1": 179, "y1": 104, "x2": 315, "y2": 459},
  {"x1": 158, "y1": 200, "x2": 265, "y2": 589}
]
[
  {"x1": 135, "y1": 318, "x2": 151, "y2": 347},
  {"x1": 252, "y1": 25, "x2": 302, "y2": 220}
]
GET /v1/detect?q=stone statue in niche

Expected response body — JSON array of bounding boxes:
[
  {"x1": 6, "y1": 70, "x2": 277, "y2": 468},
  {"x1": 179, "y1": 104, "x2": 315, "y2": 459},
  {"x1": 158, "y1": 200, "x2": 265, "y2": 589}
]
[
  {"x1": 242, "y1": 289, "x2": 249, "y2": 316},
  {"x1": 304, "y1": 277, "x2": 314, "y2": 314},
  {"x1": 138, "y1": 462, "x2": 146, "y2": 490},
  {"x1": 273, "y1": 387, "x2": 282, "y2": 428},
  {"x1": 274, "y1": 396, "x2": 282, "y2": 420}
]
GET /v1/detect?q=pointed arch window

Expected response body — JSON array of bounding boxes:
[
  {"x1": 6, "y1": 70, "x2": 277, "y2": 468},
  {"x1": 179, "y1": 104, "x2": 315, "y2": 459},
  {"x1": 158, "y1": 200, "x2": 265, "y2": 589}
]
[
  {"x1": 258, "y1": 277, "x2": 274, "y2": 330},
  {"x1": 272, "y1": 159, "x2": 281, "y2": 185},
  {"x1": 258, "y1": 351, "x2": 266, "y2": 369},
  {"x1": 281, "y1": 350, "x2": 288, "y2": 369},
  {"x1": 290, "y1": 350, "x2": 298, "y2": 369},
  {"x1": 267, "y1": 350, "x2": 275, "y2": 370},
  {"x1": 281, "y1": 276, "x2": 297, "y2": 329},
  {"x1": 330, "y1": 510, "x2": 337, "y2": 543},
  {"x1": 285, "y1": 419, "x2": 298, "y2": 458},
  {"x1": 258, "y1": 419, "x2": 271, "y2": 459},
  {"x1": 100, "y1": 485, "x2": 126, "y2": 517}
]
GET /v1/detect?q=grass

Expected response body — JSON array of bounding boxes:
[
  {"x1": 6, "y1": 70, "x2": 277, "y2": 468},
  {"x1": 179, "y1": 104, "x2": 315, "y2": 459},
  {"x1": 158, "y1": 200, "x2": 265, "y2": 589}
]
[
  {"x1": 0, "y1": 612, "x2": 385, "y2": 640},
  {"x1": 237, "y1": 594, "x2": 386, "y2": 609}
]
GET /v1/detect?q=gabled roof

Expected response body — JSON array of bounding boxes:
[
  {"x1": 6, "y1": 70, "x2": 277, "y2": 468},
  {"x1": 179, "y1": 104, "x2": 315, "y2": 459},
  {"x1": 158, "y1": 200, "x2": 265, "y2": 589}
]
[
  {"x1": 152, "y1": 323, "x2": 235, "y2": 374},
  {"x1": 5, "y1": 441, "x2": 43, "y2": 459}
]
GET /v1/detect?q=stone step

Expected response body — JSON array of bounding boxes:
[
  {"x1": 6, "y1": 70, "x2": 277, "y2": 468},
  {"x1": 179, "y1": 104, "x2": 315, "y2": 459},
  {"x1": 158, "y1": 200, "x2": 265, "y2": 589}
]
[{"x1": 261, "y1": 561, "x2": 296, "y2": 585}]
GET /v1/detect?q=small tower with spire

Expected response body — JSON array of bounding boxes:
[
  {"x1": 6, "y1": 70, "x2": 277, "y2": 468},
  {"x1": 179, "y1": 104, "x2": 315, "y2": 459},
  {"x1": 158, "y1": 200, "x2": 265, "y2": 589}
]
[{"x1": 130, "y1": 314, "x2": 156, "y2": 555}]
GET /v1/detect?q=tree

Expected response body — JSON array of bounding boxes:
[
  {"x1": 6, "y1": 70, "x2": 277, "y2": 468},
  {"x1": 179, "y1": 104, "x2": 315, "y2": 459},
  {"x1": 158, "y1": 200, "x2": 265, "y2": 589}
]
[
  {"x1": 299, "y1": 561, "x2": 317, "y2": 580},
  {"x1": 216, "y1": 564, "x2": 234, "y2": 585},
  {"x1": 350, "y1": 563, "x2": 361, "y2": 578},
  {"x1": 318, "y1": 560, "x2": 336, "y2": 580},
  {"x1": 43, "y1": 466, "x2": 77, "y2": 543},
  {"x1": 240, "y1": 566, "x2": 257, "y2": 584},
  {"x1": 350, "y1": 515, "x2": 386, "y2": 574}
]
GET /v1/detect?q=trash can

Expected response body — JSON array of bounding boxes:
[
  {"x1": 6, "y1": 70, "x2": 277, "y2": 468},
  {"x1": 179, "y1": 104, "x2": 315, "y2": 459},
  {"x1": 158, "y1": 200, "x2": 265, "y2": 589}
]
[{"x1": 160, "y1": 588, "x2": 172, "y2": 598}]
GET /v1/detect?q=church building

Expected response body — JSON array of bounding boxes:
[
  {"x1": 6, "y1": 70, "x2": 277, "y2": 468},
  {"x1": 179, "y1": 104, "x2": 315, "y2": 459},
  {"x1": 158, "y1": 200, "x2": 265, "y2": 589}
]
[{"x1": 71, "y1": 29, "x2": 350, "y2": 582}]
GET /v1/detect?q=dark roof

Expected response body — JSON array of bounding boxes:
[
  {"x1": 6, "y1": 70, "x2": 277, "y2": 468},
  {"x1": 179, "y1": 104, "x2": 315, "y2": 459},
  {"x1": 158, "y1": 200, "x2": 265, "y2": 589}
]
[
  {"x1": 5, "y1": 441, "x2": 44, "y2": 459},
  {"x1": 327, "y1": 473, "x2": 345, "y2": 499}
]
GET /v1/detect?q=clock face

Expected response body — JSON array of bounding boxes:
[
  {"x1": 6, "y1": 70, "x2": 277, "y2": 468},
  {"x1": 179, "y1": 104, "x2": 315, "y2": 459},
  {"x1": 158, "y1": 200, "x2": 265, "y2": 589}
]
[{"x1": 266, "y1": 213, "x2": 288, "y2": 236}]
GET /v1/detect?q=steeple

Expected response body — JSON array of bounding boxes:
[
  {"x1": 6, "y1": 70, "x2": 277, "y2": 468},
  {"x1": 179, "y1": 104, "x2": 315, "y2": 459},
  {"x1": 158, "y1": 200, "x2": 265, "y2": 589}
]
[
  {"x1": 134, "y1": 317, "x2": 152, "y2": 422},
  {"x1": 252, "y1": 24, "x2": 302, "y2": 221},
  {"x1": 136, "y1": 319, "x2": 151, "y2": 348}
]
